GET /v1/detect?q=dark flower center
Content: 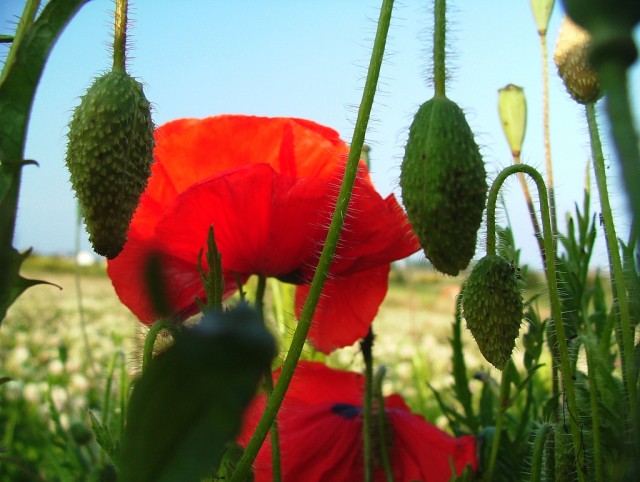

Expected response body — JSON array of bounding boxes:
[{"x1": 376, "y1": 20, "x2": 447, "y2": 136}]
[
  {"x1": 331, "y1": 403, "x2": 361, "y2": 419},
  {"x1": 276, "y1": 269, "x2": 306, "y2": 285}
]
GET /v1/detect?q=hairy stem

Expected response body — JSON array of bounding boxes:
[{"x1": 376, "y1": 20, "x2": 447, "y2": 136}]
[
  {"x1": 486, "y1": 164, "x2": 586, "y2": 481},
  {"x1": 230, "y1": 1, "x2": 394, "y2": 479},
  {"x1": 433, "y1": 0, "x2": 446, "y2": 97},
  {"x1": 585, "y1": 101, "x2": 638, "y2": 446},
  {"x1": 112, "y1": 0, "x2": 127, "y2": 72}
]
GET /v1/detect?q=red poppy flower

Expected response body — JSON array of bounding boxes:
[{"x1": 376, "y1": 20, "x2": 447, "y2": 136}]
[
  {"x1": 107, "y1": 115, "x2": 419, "y2": 352},
  {"x1": 238, "y1": 360, "x2": 478, "y2": 481}
]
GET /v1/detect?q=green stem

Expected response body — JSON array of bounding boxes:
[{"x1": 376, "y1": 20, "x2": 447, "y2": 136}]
[
  {"x1": 513, "y1": 153, "x2": 546, "y2": 267},
  {"x1": 375, "y1": 366, "x2": 394, "y2": 482},
  {"x1": 230, "y1": 1, "x2": 394, "y2": 479},
  {"x1": 585, "y1": 102, "x2": 638, "y2": 446},
  {"x1": 0, "y1": 0, "x2": 40, "y2": 250},
  {"x1": 141, "y1": 319, "x2": 177, "y2": 372},
  {"x1": 433, "y1": 0, "x2": 446, "y2": 97},
  {"x1": 485, "y1": 164, "x2": 586, "y2": 481},
  {"x1": 529, "y1": 422, "x2": 552, "y2": 482},
  {"x1": 112, "y1": 0, "x2": 127, "y2": 72},
  {"x1": 0, "y1": 0, "x2": 40, "y2": 86},
  {"x1": 597, "y1": 61, "x2": 640, "y2": 237},
  {"x1": 581, "y1": 333, "x2": 603, "y2": 482},
  {"x1": 361, "y1": 329, "x2": 375, "y2": 482},
  {"x1": 255, "y1": 275, "x2": 281, "y2": 482},
  {"x1": 485, "y1": 360, "x2": 511, "y2": 482}
]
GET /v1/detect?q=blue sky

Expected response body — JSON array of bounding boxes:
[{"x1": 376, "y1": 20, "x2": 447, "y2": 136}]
[{"x1": 2, "y1": 1, "x2": 639, "y2": 270}]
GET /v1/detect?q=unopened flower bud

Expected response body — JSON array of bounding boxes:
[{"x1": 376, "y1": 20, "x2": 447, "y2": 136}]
[
  {"x1": 554, "y1": 16, "x2": 602, "y2": 104},
  {"x1": 498, "y1": 85, "x2": 527, "y2": 158}
]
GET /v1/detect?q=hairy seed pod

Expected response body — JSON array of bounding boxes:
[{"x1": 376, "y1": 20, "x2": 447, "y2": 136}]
[
  {"x1": 462, "y1": 255, "x2": 523, "y2": 370},
  {"x1": 554, "y1": 16, "x2": 602, "y2": 105},
  {"x1": 66, "y1": 70, "x2": 154, "y2": 258},
  {"x1": 401, "y1": 95, "x2": 487, "y2": 276}
]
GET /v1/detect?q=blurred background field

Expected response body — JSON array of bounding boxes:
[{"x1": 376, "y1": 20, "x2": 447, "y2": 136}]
[{"x1": 0, "y1": 254, "x2": 556, "y2": 480}]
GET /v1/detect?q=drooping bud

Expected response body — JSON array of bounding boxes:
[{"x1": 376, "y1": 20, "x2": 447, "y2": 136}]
[
  {"x1": 66, "y1": 70, "x2": 155, "y2": 258},
  {"x1": 498, "y1": 85, "x2": 527, "y2": 158},
  {"x1": 400, "y1": 95, "x2": 487, "y2": 276},
  {"x1": 462, "y1": 255, "x2": 524, "y2": 370},
  {"x1": 530, "y1": 0, "x2": 556, "y2": 35},
  {"x1": 554, "y1": 16, "x2": 602, "y2": 104}
]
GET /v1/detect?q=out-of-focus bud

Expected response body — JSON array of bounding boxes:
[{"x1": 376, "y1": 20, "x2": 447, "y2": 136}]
[
  {"x1": 498, "y1": 84, "x2": 527, "y2": 158},
  {"x1": 562, "y1": 0, "x2": 640, "y2": 68},
  {"x1": 530, "y1": 0, "x2": 556, "y2": 35},
  {"x1": 554, "y1": 16, "x2": 602, "y2": 105}
]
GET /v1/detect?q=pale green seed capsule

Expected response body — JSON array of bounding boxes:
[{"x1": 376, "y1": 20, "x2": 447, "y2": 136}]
[
  {"x1": 498, "y1": 84, "x2": 527, "y2": 157},
  {"x1": 530, "y1": 0, "x2": 556, "y2": 35}
]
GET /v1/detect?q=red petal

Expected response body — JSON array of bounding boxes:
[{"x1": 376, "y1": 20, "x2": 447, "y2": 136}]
[
  {"x1": 278, "y1": 360, "x2": 365, "y2": 405},
  {"x1": 107, "y1": 235, "x2": 242, "y2": 324},
  {"x1": 328, "y1": 168, "x2": 420, "y2": 275},
  {"x1": 155, "y1": 164, "x2": 328, "y2": 277},
  {"x1": 153, "y1": 116, "x2": 350, "y2": 187},
  {"x1": 296, "y1": 264, "x2": 390, "y2": 353},
  {"x1": 388, "y1": 409, "x2": 478, "y2": 481}
]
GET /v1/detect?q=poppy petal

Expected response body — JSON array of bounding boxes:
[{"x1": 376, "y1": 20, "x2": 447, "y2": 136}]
[
  {"x1": 388, "y1": 408, "x2": 478, "y2": 481},
  {"x1": 155, "y1": 164, "x2": 329, "y2": 277},
  {"x1": 296, "y1": 264, "x2": 390, "y2": 353},
  {"x1": 152, "y1": 116, "x2": 351, "y2": 188}
]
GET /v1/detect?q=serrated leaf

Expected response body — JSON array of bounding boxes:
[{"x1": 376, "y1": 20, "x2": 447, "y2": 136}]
[
  {"x1": 0, "y1": 247, "x2": 60, "y2": 323},
  {"x1": 89, "y1": 411, "x2": 120, "y2": 468},
  {"x1": 119, "y1": 305, "x2": 275, "y2": 482}
]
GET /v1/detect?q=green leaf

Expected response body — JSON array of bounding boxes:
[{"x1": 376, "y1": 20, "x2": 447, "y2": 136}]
[
  {"x1": 0, "y1": 247, "x2": 60, "y2": 323},
  {"x1": 89, "y1": 411, "x2": 120, "y2": 468},
  {"x1": 119, "y1": 305, "x2": 275, "y2": 482},
  {"x1": 0, "y1": 0, "x2": 89, "y2": 323}
]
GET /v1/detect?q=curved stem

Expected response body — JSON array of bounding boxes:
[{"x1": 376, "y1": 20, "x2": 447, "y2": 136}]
[
  {"x1": 112, "y1": 0, "x2": 127, "y2": 72},
  {"x1": 433, "y1": 0, "x2": 446, "y2": 97},
  {"x1": 230, "y1": 1, "x2": 394, "y2": 479},
  {"x1": 485, "y1": 164, "x2": 586, "y2": 481},
  {"x1": 513, "y1": 153, "x2": 546, "y2": 267},
  {"x1": 0, "y1": 0, "x2": 40, "y2": 85},
  {"x1": 585, "y1": 102, "x2": 638, "y2": 445},
  {"x1": 141, "y1": 319, "x2": 178, "y2": 373}
]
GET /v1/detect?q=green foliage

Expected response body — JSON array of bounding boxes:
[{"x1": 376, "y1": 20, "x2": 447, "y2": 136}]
[{"x1": 119, "y1": 305, "x2": 275, "y2": 482}]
